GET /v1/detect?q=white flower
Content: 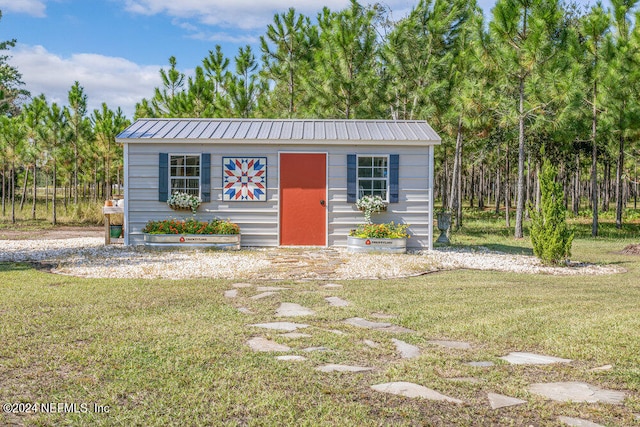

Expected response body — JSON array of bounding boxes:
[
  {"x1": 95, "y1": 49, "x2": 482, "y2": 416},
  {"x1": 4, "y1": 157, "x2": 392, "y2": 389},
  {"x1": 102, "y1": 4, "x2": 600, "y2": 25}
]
[
  {"x1": 355, "y1": 195, "x2": 387, "y2": 224},
  {"x1": 167, "y1": 191, "x2": 201, "y2": 214}
]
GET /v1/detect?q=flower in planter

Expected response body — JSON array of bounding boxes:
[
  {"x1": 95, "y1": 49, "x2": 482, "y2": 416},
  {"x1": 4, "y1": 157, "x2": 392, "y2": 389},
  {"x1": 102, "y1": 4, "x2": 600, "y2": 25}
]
[
  {"x1": 143, "y1": 218, "x2": 240, "y2": 235},
  {"x1": 355, "y1": 195, "x2": 387, "y2": 224},
  {"x1": 349, "y1": 222, "x2": 409, "y2": 239},
  {"x1": 167, "y1": 191, "x2": 201, "y2": 214}
]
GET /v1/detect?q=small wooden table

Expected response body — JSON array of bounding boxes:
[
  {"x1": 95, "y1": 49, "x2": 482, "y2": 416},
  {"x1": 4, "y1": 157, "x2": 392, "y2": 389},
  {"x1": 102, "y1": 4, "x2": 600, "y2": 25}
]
[{"x1": 103, "y1": 206, "x2": 124, "y2": 245}]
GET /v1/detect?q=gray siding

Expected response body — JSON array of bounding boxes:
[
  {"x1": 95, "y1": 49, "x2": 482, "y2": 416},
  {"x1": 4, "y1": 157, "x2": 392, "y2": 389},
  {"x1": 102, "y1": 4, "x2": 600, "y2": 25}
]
[{"x1": 126, "y1": 143, "x2": 433, "y2": 249}]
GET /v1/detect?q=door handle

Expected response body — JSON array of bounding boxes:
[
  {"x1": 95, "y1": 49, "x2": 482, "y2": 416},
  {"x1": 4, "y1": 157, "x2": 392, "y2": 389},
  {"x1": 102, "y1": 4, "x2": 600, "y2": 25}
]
[{"x1": 320, "y1": 200, "x2": 325, "y2": 206}]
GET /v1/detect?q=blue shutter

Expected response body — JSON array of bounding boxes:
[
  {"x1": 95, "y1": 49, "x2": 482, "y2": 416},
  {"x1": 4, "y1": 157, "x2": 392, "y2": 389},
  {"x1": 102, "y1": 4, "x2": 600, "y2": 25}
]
[
  {"x1": 159, "y1": 153, "x2": 168, "y2": 202},
  {"x1": 389, "y1": 154, "x2": 399, "y2": 203},
  {"x1": 201, "y1": 153, "x2": 211, "y2": 202},
  {"x1": 347, "y1": 154, "x2": 357, "y2": 203}
]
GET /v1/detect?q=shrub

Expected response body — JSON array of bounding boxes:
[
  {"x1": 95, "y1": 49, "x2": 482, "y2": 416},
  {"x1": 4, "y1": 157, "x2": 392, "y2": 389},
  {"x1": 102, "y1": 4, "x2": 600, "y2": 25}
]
[
  {"x1": 143, "y1": 218, "x2": 240, "y2": 235},
  {"x1": 528, "y1": 160, "x2": 574, "y2": 265}
]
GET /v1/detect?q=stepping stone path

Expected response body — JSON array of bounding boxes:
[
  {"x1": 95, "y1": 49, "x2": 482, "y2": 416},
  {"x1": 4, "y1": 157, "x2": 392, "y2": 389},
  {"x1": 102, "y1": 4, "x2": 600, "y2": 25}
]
[
  {"x1": 276, "y1": 303, "x2": 315, "y2": 317},
  {"x1": 529, "y1": 382, "x2": 626, "y2": 404},
  {"x1": 247, "y1": 337, "x2": 290, "y2": 352},
  {"x1": 343, "y1": 317, "x2": 415, "y2": 333},
  {"x1": 487, "y1": 392, "x2": 527, "y2": 409},
  {"x1": 276, "y1": 355, "x2": 307, "y2": 362},
  {"x1": 428, "y1": 340, "x2": 471, "y2": 350},
  {"x1": 316, "y1": 364, "x2": 373, "y2": 373},
  {"x1": 224, "y1": 289, "x2": 238, "y2": 298},
  {"x1": 391, "y1": 338, "x2": 420, "y2": 359},
  {"x1": 325, "y1": 296, "x2": 350, "y2": 307},
  {"x1": 230, "y1": 274, "x2": 630, "y2": 422},
  {"x1": 558, "y1": 416, "x2": 605, "y2": 427},
  {"x1": 500, "y1": 352, "x2": 571, "y2": 365},
  {"x1": 251, "y1": 291, "x2": 277, "y2": 300},
  {"x1": 250, "y1": 322, "x2": 309, "y2": 332},
  {"x1": 371, "y1": 382, "x2": 463, "y2": 404}
]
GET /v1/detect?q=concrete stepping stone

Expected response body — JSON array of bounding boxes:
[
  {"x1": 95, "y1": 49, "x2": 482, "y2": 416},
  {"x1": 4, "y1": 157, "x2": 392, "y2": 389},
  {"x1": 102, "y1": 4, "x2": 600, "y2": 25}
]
[
  {"x1": 343, "y1": 317, "x2": 414, "y2": 333},
  {"x1": 487, "y1": 392, "x2": 526, "y2": 409},
  {"x1": 327, "y1": 329, "x2": 346, "y2": 335},
  {"x1": 224, "y1": 289, "x2": 238, "y2": 298},
  {"x1": 558, "y1": 416, "x2": 605, "y2": 427},
  {"x1": 251, "y1": 291, "x2": 277, "y2": 300},
  {"x1": 247, "y1": 337, "x2": 290, "y2": 352},
  {"x1": 250, "y1": 322, "x2": 309, "y2": 332},
  {"x1": 257, "y1": 286, "x2": 289, "y2": 292},
  {"x1": 466, "y1": 361, "x2": 495, "y2": 367},
  {"x1": 500, "y1": 352, "x2": 571, "y2": 365},
  {"x1": 428, "y1": 340, "x2": 471, "y2": 350},
  {"x1": 232, "y1": 282, "x2": 253, "y2": 288},
  {"x1": 322, "y1": 283, "x2": 343, "y2": 289},
  {"x1": 371, "y1": 382, "x2": 463, "y2": 404},
  {"x1": 276, "y1": 303, "x2": 316, "y2": 317},
  {"x1": 280, "y1": 332, "x2": 312, "y2": 339},
  {"x1": 316, "y1": 364, "x2": 373, "y2": 373},
  {"x1": 363, "y1": 339, "x2": 379, "y2": 348},
  {"x1": 529, "y1": 382, "x2": 626, "y2": 404},
  {"x1": 237, "y1": 307, "x2": 253, "y2": 314},
  {"x1": 325, "y1": 296, "x2": 350, "y2": 307},
  {"x1": 276, "y1": 355, "x2": 307, "y2": 362},
  {"x1": 391, "y1": 338, "x2": 420, "y2": 359},
  {"x1": 303, "y1": 346, "x2": 329, "y2": 352}
]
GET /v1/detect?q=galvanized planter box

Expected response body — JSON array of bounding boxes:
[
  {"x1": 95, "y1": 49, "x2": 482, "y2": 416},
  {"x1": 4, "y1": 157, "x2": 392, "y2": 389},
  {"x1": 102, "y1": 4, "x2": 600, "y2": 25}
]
[
  {"x1": 346, "y1": 236, "x2": 407, "y2": 254},
  {"x1": 143, "y1": 234, "x2": 241, "y2": 250}
]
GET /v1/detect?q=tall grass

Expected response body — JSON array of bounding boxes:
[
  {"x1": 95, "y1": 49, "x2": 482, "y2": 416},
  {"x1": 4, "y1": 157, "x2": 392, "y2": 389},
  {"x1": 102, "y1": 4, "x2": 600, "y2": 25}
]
[{"x1": 0, "y1": 198, "x2": 104, "y2": 228}]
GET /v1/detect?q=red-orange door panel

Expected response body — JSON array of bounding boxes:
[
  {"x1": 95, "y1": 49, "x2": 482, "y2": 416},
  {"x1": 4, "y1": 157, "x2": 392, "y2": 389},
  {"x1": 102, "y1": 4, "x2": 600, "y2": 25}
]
[{"x1": 280, "y1": 153, "x2": 327, "y2": 246}]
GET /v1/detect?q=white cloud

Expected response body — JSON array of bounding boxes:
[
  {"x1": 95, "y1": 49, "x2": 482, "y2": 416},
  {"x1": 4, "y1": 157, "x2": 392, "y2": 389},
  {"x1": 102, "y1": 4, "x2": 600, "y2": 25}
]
[
  {"x1": 122, "y1": 0, "x2": 414, "y2": 30},
  {"x1": 9, "y1": 44, "x2": 162, "y2": 119},
  {"x1": 0, "y1": 0, "x2": 47, "y2": 17}
]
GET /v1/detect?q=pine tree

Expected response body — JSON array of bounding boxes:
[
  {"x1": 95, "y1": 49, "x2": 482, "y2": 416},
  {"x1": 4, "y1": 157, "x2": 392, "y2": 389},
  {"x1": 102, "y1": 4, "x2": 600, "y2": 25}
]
[{"x1": 529, "y1": 159, "x2": 574, "y2": 265}]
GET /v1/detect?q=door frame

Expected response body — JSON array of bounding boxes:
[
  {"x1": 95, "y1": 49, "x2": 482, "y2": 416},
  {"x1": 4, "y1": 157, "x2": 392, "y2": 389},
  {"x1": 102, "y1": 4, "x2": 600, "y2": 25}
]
[{"x1": 278, "y1": 151, "x2": 329, "y2": 247}]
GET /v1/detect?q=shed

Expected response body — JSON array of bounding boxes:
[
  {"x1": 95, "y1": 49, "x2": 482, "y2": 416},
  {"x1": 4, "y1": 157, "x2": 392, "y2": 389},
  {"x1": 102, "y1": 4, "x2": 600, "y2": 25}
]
[{"x1": 116, "y1": 118, "x2": 441, "y2": 249}]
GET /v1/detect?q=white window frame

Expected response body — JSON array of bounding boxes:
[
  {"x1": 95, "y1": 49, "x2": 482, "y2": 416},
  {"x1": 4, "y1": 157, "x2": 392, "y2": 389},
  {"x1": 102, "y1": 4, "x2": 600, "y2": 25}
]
[
  {"x1": 356, "y1": 154, "x2": 390, "y2": 202},
  {"x1": 169, "y1": 153, "x2": 202, "y2": 198}
]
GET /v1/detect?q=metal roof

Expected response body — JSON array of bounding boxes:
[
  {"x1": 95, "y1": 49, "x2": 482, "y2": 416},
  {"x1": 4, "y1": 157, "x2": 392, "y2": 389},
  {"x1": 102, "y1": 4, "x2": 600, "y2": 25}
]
[{"x1": 116, "y1": 119, "x2": 441, "y2": 145}]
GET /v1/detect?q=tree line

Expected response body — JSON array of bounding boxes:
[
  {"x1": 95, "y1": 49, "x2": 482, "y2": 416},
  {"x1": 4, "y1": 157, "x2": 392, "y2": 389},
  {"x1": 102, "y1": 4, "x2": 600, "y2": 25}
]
[{"x1": 2, "y1": 1, "x2": 640, "y2": 236}]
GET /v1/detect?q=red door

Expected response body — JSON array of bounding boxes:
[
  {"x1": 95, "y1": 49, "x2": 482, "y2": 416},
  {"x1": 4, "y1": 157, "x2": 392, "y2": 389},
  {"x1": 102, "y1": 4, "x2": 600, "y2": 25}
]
[{"x1": 280, "y1": 153, "x2": 327, "y2": 246}]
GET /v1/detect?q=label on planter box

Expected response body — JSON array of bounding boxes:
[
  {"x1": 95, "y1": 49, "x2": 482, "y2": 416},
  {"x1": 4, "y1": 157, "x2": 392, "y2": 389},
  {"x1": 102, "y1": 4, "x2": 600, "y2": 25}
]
[{"x1": 366, "y1": 239, "x2": 394, "y2": 245}]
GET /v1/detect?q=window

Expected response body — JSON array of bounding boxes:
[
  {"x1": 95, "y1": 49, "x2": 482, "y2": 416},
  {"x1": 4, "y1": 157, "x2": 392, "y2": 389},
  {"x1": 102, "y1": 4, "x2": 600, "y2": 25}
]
[
  {"x1": 170, "y1": 154, "x2": 200, "y2": 196},
  {"x1": 357, "y1": 155, "x2": 388, "y2": 200}
]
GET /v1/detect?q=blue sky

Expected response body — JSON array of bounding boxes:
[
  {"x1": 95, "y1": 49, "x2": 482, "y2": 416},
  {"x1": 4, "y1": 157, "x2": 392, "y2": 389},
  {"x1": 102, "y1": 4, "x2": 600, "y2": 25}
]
[{"x1": 1, "y1": 0, "x2": 604, "y2": 119}]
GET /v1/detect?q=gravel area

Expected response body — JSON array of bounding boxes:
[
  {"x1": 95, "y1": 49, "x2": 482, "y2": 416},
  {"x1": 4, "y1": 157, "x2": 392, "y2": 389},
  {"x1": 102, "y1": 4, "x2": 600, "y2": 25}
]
[{"x1": 0, "y1": 238, "x2": 624, "y2": 280}]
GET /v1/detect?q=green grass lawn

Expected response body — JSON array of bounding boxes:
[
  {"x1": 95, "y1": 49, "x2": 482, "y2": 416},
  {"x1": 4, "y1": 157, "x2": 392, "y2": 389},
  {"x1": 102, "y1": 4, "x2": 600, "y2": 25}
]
[{"x1": 1, "y1": 215, "x2": 640, "y2": 426}]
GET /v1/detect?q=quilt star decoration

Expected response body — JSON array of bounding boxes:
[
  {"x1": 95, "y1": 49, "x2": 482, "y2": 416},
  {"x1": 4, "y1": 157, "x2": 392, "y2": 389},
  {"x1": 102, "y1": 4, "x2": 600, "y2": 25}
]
[{"x1": 223, "y1": 157, "x2": 267, "y2": 201}]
